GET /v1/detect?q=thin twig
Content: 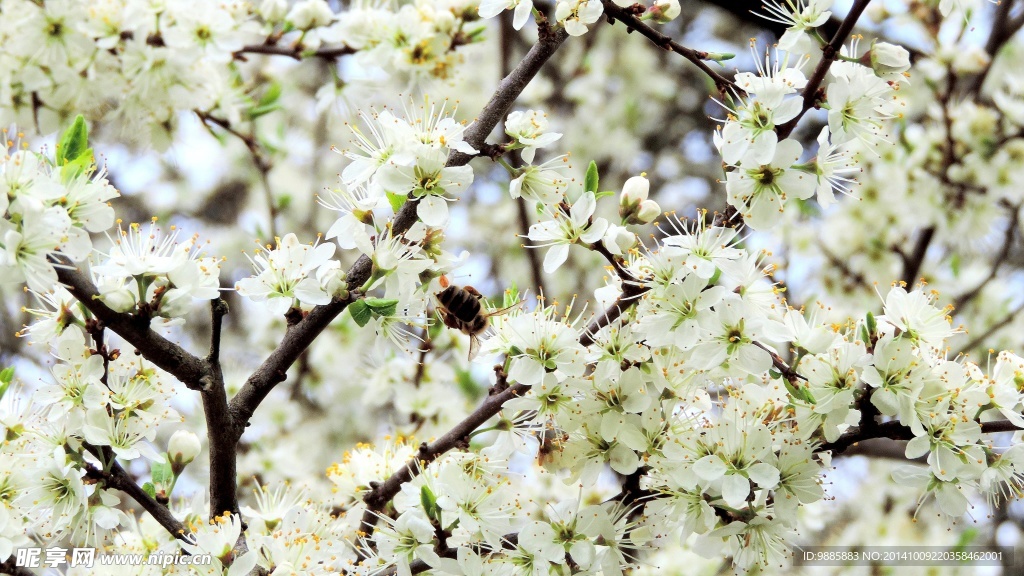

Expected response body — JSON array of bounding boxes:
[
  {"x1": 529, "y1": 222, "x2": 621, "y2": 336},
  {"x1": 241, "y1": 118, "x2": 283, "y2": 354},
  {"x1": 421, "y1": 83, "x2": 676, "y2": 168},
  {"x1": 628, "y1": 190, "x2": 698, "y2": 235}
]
[
  {"x1": 752, "y1": 340, "x2": 806, "y2": 382},
  {"x1": 953, "y1": 301, "x2": 1024, "y2": 357},
  {"x1": 952, "y1": 205, "x2": 1019, "y2": 311},
  {"x1": 776, "y1": 0, "x2": 873, "y2": 140},
  {"x1": 358, "y1": 377, "x2": 530, "y2": 551},
  {"x1": 600, "y1": 1, "x2": 739, "y2": 94},
  {"x1": 235, "y1": 43, "x2": 357, "y2": 61}
]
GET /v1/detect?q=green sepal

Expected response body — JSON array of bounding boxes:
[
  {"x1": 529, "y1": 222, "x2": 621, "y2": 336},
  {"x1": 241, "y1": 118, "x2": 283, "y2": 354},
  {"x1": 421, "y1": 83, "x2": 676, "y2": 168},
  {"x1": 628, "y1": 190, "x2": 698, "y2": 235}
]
[{"x1": 782, "y1": 377, "x2": 814, "y2": 404}]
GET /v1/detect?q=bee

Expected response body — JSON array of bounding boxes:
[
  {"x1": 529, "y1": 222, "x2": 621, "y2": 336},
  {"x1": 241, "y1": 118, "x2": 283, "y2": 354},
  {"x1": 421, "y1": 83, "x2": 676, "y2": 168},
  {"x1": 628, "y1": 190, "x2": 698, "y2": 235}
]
[{"x1": 435, "y1": 276, "x2": 519, "y2": 360}]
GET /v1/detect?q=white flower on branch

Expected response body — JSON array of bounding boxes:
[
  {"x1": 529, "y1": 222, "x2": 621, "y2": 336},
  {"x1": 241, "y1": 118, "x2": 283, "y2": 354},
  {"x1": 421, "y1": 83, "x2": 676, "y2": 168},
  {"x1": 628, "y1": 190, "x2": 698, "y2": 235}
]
[
  {"x1": 235, "y1": 233, "x2": 337, "y2": 314},
  {"x1": 725, "y1": 138, "x2": 816, "y2": 230},
  {"x1": 505, "y1": 109, "x2": 562, "y2": 163},
  {"x1": 555, "y1": 0, "x2": 604, "y2": 36},
  {"x1": 526, "y1": 191, "x2": 609, "y2": 273}
]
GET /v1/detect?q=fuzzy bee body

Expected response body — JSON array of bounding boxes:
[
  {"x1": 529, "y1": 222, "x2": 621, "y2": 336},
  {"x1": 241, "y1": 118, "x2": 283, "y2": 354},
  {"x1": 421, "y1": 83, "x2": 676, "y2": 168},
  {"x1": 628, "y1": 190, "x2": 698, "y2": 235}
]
[{"x1": 434, "y1": 283, "x2": 518, "y2": 359}]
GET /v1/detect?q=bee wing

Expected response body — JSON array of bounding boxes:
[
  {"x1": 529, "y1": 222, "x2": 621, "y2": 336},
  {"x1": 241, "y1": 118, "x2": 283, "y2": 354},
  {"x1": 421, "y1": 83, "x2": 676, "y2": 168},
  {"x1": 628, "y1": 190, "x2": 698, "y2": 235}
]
[
  {"x1": 483, "y1": 300, "x2": 524, "y2": 318},
  {"x1": 468, "y1": 334, "x2": 483, "y2": 362}
]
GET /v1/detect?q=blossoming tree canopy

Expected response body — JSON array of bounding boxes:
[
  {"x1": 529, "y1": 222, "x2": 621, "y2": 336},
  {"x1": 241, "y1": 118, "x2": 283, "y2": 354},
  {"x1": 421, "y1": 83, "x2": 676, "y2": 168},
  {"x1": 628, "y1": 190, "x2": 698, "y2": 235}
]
[{"x1": 2, "y1": 0, "x2": 1024, "y2": 574}]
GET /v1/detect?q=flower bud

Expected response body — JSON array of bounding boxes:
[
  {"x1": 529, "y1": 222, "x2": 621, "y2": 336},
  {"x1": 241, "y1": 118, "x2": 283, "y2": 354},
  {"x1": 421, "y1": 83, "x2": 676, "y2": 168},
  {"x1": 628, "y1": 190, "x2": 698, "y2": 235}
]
[
  {"x1": 635, "y1": 200, "x2": 661, "y2": 224},
  {"x1": 620, "y1": 175, "x2": 649, "y2": 205},
  {"x1": 648, "y1": 0, "x2": 680, "y2": 23},
  {"x1": 620, "y1": 175, "x2": 657, "y2": 224},
  {"x1": 168, "y1": 430, "x2": 201, "y2": 474},
  {"x1": 317, "y1": 260, "x2": 349, "y2": 299},
  {"x1": 259, "y1": 0, "x2": 288, "y2": 22},
  {"x1": 286, "y1": 0, "x2": 334, "y2": 30},
  {"x1": 864, "y1": 41, "x2": 910, "y2": 81}
]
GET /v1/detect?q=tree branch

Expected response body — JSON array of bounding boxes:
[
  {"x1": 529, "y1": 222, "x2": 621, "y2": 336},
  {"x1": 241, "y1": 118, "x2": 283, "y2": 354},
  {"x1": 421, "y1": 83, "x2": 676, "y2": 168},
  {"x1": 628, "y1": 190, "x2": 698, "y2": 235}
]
[
  {"x1": 600, "y1": 1, "x2": 739, "y2": 94},
  {"x1": 963, "y1": 0, "x2": 1024, "y2": 95},
  {"x1": 579, "y1": 282, "x2": 649, "y2": 347},
  {"x1": 235, "y1": 43, "x2": 357, "y2": 61},
  {"x1": 83, "y1": 444, "x2": 190, "y2": 542},
  {"x1": 0, "y1": 558, "x2": 37, "y2": 576},
  {"x1": 358, "y1": 376, "x2": 531, "y2": 543},
  {"x1": 820, "y1": 418, "x2": 1020, "y2": 455},
  {"x1": 227, "y1": 24, "x2": 571, "y2": 437},
  {"x1": 900, "y1": 226, "x2": 935, "y2": 286},
  {"x1": 53, "y1": 262, "x2": 209, "y2": 389},
  {"x1": 776, "y1": 0, "x2": 873, "y2": 140},
  {"x1": 359, "y1": 274, "x2": 651, "y2": 550}
]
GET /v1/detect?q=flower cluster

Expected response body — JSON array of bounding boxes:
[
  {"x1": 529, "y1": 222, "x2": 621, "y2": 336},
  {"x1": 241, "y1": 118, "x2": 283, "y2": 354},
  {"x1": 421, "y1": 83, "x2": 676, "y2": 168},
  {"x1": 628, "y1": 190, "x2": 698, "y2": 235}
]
[
  {"x1": 0, "y1": 0, "x2": 484, "y2": 147},
  {"x1": 0, "y1": 129, "x2": 117, "y2": 293},
  {"x1": 3, "y1": 1, "x2": 1023, "y2": 575},
  {"x1": 92, "y1": 220, "x2": 222, "y2": 326},
  {"x1": 717, "y1": 28, "x2": 908, "y2": 228},
  {"x1": 0, "y1": 337, "x2": 185, "y2": 556}
]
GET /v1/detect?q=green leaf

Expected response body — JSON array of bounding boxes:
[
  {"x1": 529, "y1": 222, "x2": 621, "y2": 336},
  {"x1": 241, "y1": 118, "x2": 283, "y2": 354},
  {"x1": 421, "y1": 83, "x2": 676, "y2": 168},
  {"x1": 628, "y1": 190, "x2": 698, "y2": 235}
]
[
  {"x1": 248, "y1": 82, "x2": 284, "y2": 119},
  {"x1": 259, "y1": 81, "x2": 283, "y2": 107},
  {"x1": 584, "y1": 161, "x2": 599, "y2": 194},
  {"x1": 365, "y1": 298, "x2": 398, "y2": 317},
  {"x1": 151, "y1": 459, "x2": 174, "y2": 486},
  {"x1": 0, "y1": 367, "x2": 12, "y2": 401},
  {"x1": 708, "y1": 267, "x2": 722, "y2": 285},
  {"x1": 57, "y1": 115, "x2": 90, "y2": 165},
  {"x1": 865, "y1": 311, "x2": 877, "y2": 336},
  {"x1": 349, "y1": 300, "x2": 372, "y2": 327},
  {"x1": 953, "y1": 527, "x2": 979, "y2": 550},
  {"x1": 248, "y1": 103, "x2": 282, "y2": 119},
  {"x1": 421, "y1": 485, "x2": 440, "y2": 522},
  {"x1": 594, "y1": 189, "x2": 616, "y2": 200},
  {"x1": 142, "y1": 482, "x2": 157, "y2": 499},
  {"x1": 277, "y1": 194, "x2": 292, "y2": 211},
  {"x1": 61, "y1": 154, "x2": 93, "y2": 182},
  {"x1": 782, "y1": 378, "x2": 814, "y2": 404},
  {"x1": 950, "y1": 253, "x2": 961, "y2": 277},
  {"x1": 386, "y1": 191, "x2": 408, "y2": 212}
]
